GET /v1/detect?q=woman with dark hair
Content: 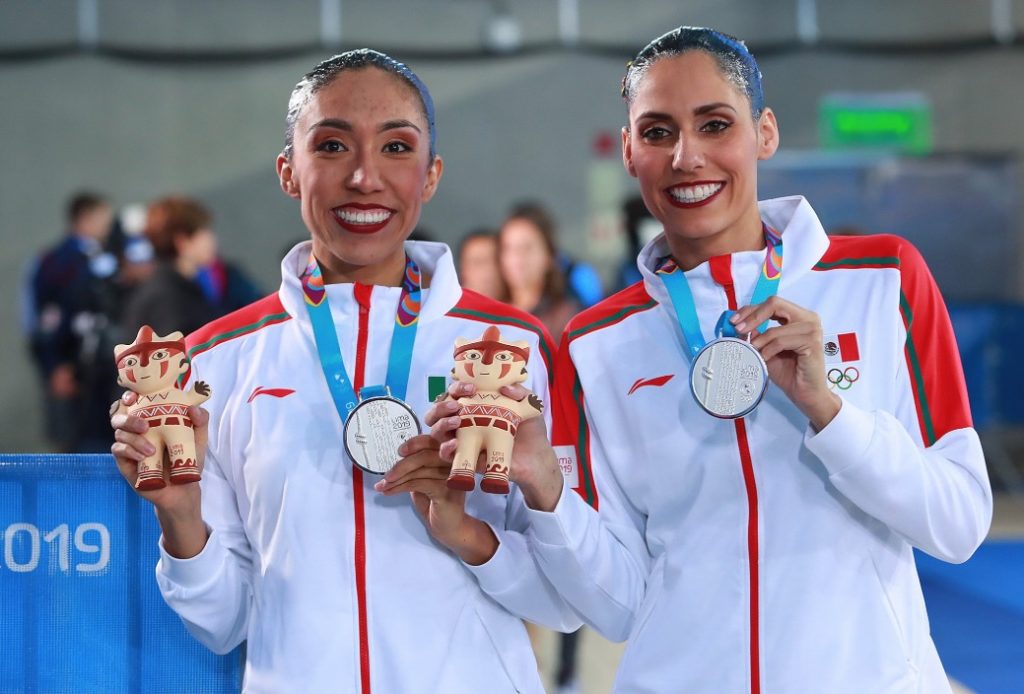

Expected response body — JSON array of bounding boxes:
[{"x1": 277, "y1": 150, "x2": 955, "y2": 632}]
[
  {"x1": 499, "y1": 202, "x2": 581, "y2": 341},
  {"x1": 428, "y1": 26, "x2": 991, "y2": 692},
  {"x1": 121, "y1": 196, "x2": 219, "y2": 337},
  {"x1": 111, "y1": 49, "x2": 578, "y2": 692},
  {"x1": 457, "y1": 227, "x2": 508, "y2": 301}
]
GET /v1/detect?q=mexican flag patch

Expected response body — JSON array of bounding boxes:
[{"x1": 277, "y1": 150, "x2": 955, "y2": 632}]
[{"x1": 823, "y1": 332, "x2": 860, "y2": 363}]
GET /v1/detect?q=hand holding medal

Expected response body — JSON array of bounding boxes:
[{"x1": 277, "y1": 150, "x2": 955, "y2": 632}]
[
  {"x1": 658, "y1": 224, "x2": 783, "y2": 419},
  {"x1": 731, "y1": 296, "x2": 842, "y2": 431}
]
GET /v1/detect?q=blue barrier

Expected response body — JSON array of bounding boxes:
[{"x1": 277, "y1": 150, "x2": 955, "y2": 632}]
[
  {"x1": 948, "y1": 302, "x2": 1024, "y2": 430},
  {"x1": 0, "y1": 455, "x2": 243, "y2": 693}
]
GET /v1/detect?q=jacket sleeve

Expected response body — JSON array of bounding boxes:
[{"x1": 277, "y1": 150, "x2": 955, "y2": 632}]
[
  {"x1": 154, "y1": 357, "x2": 254, "y2": 654},
  {"x1": 524, "y1": 333, "x2": 652, "y2": 642},
  {"x1": 462, "y1": 327, "x2": 583, "y2": 632},
  {"x1": 806, "y1": 240, "x2": 992, "y2": 564}
]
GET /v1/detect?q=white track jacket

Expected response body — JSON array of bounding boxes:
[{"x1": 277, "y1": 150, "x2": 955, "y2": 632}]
[
  {"x1": 156, "y1": 241, "x2": 580, "y2": 693},
  {"x1": 529, "y1": 196, "x2": 992, "y2": 693}
]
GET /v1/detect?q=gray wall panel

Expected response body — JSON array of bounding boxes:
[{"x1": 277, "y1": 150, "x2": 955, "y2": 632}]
[{"x1": 0, "y1": 0, "x2": 78, "y2": 47}]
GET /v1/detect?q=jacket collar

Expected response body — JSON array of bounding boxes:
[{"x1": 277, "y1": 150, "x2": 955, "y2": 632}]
[
  {"x1": 638, "y1": 195, "x2": 830, "y2": 306},
  {"x1": 277, "y1": 239, "x2": 463, "y2": 325}
]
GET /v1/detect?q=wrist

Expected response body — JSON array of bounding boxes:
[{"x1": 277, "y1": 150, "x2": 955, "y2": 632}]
[
  {"x1": 448, "y1": 517, "x2": 499, "y2": 566},
  {"x1": 805, "y1": 391, "x2": 843, "y2": 433},
  {"x1": 520, "y1": 447, "x2": 563, "y2": 513},
  {"x1": 155, "y1": 502, "x2": 208, "y2": 559}
]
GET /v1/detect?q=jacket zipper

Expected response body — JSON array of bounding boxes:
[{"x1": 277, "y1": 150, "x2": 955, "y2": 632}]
[
  {"x1": 353, "y1": 283, "x2": 373, "y2": 694},
  {"x1": 709, "y1": 255, "x2": 761, "y2": 694}
]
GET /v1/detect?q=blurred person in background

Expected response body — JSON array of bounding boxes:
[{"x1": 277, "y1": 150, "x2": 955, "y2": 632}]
[
  {"x1": 499, "y1": 202, "x2": 582, "y2": 341},
  {"x1": 614, "y1": 194, "x2": 661, "y2": 291},
  {"x1": 28, "y1": 191, "x2": 121, "y2": 452},
  {"x1": 121, "y1": 196, "x2": 218, "y2": 337},
  {"x1": 457, "y1": 228, "x2": 508, "y2": 301},
  {"x1": 122, "y1": 196, "x2": 261, "y2": 338}
]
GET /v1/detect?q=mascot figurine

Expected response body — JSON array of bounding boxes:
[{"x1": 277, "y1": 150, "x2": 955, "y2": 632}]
[
  {"x1": 114, "y1": 326, "x2": 211, "y2": 490},
  {"x1": 445, "y1": 325, "x2": 543, "y2": 494}
]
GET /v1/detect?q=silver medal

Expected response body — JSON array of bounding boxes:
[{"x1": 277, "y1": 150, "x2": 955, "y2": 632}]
[
  {"x1": 343, "y1": 391, "x2": 422, "y2": 474},
  {"x1": 689, "y1": 337, "x2": 768, "y2": 419}
]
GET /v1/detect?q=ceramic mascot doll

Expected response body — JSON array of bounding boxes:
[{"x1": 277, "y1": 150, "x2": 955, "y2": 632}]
[
  {"x1": 114, "y1": 326, "x2": 211, "y2": 490},
  {"x1": 445, "y1": 325, "x2": 543, "y2": 494}
]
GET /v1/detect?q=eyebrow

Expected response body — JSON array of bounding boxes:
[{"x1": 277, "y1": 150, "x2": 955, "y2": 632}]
[
  {"x1": 308, "y1": 118, "x2": 422, "y2": 134},
  {"x1": 636, "y1": 103, "x2": 738, "y2": 122}
]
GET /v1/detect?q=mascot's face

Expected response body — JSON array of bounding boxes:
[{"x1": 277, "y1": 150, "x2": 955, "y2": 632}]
[
  {"x1": 115, "y1": 326, "x2": 188, "y2": 396},
  {"x1": 453, "y1": 325, "x2": 530, "y2": 393}
]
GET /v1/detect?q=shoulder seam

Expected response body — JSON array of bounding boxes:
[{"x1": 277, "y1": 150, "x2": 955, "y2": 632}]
[
  {"x1": 188, "y1": 310, "x2": 291, "y2": 360},
  {"x1": 566, "y1": 297, "x2": 658, "y2": 343}
]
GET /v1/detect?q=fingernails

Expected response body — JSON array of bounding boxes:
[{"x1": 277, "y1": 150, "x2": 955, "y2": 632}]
[
  {"x1": 734, "y1": 321, "x2": 747, "y2": 333},
  {"x1": 447, "y1": 416, "x2": 460, "y2": 428},
  {"x1": 144, "y1": 444, "x2": 156, "y2": 456},
  {"x1": 373, "y1": 480, "x2": 386, "y2": 492},
  {"x1": 729, "y1": 313, "x2": 740, "y2": 323},
  {"x1": 397, "y1": 442, "x2": 408, "y2": 456}
]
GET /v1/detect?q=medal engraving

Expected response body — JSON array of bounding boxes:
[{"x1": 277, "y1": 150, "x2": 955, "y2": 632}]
[
  {"x1": 343, "y1": 396, "x2": 421, "y2": 474},
  {"x1": 690, "y1": 337, "x2": 768, "y2": 419}
]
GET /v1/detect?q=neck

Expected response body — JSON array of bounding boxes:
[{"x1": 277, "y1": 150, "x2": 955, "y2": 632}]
[
  {"x1": 510, "y1": 286, "x2": 542, "y2": 311},
  {"x1": 314, "y1": 245, "x2": 407, "y2": 287},
  {"x1": 666, "y1": 208, "x2": 765, "y2": 271}
]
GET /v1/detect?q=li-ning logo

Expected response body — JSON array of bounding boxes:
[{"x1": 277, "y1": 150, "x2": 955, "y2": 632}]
[
  {"x1": 247, "y1": 386, "x2": 296, "y2": 403},
  {"x1": 628, "y1": 374, "x2": 675, "y2": 395},
  {"x1": 827, "y1": 367, "x2": 860, "y2": 391}
]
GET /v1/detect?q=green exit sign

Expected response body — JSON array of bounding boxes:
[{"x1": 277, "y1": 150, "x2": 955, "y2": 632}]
[{"x1": 819, "y1": 93, "x2": 932, "y2": 154}]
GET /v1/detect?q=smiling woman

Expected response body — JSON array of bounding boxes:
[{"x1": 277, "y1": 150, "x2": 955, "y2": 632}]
[
  {"x1": 109, "y1": 48, "x2": 579, "y2": 693},
  {"x1": 447, "y1": 26, "x2": 993, "y2": 694}
]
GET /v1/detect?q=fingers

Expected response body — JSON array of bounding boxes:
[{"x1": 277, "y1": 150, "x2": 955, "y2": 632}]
[
  {"x1": 439, "y1": 439, "x2": 458, "y2": 462},
  {"x1": 110, "y1": 404, "x2": 153, "y2": 463},
  {"x1": 732, "y1": 296, "x2": 813, "y2": 335},
  {"x1": 752, "y1": 321, "x2": 821, "y2": 362},
  {"x1": 429, "y1": 409, "x2": 462, "y2": 447},
  {"x1": 398, "y1": 434, "x2": 440, "y2": 458},
  {"x1": 498, "y1": 383, "x2": 530, "y2": 401},
  {"x1": 380, "y1": 437, "x2": 443, "y2": 485},
  {"x1": 424, "y1": 397, "x2": 461, "y2": 428},
  {"x1": 379, "y1": 476, "x2": 451, "y2": 497}
]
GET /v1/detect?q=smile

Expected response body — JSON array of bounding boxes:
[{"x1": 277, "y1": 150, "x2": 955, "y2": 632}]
[
  {"x1": 666, "y1": 182, "x2": 724, "y2": 208},
  {"x1": 332, "y1": 204, "x2": 394, "y2": 234}
]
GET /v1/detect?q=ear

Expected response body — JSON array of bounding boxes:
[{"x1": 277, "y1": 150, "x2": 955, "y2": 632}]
[
  {"x1": 621, "y1": 126, "x2": 638, "y2": 178},
  {"x1": 420, "y1": 155, "x2": 444, "y2": 204},
  {"x1": 276, "y1": 153, "x2": 301, "y2": 199},
  {"x1": 756, "y1": 108, "x2": 780, "y2": 161},
  {"x1": 454, "y1": 337, "x2": 468, "y2": 348}
]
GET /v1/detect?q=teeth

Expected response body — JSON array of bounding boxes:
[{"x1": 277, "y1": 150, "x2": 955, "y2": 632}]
[
  {"x1": 335, "y1": 208, "x2": 392, "y2": 224},
  {"x1": 669, "y1": 183, "x2": 723, "y2": 203}
]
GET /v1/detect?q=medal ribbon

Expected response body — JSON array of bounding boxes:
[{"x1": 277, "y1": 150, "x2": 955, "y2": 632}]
[
  {"x1": 656, "y1": 224, "x2": 783, "y2": 358},
  {"x1": 301, "y1": 253, "x2": 422, "y2": 423}
]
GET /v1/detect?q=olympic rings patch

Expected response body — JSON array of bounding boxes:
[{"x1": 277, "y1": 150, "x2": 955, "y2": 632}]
[{"x1": 827, "y1": 366, "x2": 860, "y2": 390}]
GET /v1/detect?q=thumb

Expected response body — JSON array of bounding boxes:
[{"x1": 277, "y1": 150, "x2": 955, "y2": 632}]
[{"x1": 188, "y1": 406, "x2": 210, "y2": 469}]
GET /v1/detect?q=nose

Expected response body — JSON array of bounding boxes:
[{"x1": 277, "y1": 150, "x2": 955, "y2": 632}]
[
  {"x1": 346, "y1": 151, "x2": 384, "y2": 193},
  {"x1": 671, "y1": 134, "x2": 704, "y2": 172}
]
